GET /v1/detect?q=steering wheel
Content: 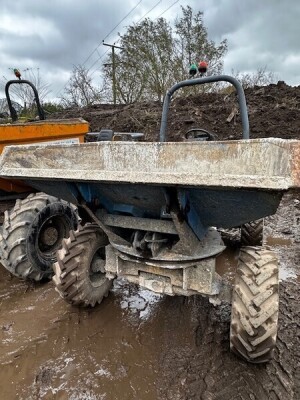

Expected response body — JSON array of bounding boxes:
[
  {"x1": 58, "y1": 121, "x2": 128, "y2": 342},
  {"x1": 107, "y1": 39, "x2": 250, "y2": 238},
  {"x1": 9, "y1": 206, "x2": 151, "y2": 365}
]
[{"x1": 185, "y1": 128, "x2": 218, "y2": 141}]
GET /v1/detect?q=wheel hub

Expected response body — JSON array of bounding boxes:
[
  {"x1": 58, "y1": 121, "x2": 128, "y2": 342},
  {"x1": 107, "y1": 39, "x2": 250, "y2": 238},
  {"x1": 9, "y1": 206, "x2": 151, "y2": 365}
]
[{"x1": 40, "y1": 226, "x2": 59, "y2": 247}]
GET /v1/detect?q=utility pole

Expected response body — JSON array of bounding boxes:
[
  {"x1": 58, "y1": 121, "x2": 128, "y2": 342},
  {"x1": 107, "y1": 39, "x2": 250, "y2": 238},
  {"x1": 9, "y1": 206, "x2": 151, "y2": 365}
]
[{"x1": 103, "y1": 42, "x2": 124, "y2": 105}]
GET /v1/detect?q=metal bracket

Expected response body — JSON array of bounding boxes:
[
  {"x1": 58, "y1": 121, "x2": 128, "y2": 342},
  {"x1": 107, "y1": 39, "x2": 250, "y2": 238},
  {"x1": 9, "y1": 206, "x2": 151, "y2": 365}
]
[
  {"x1": 98, "y1": 210, "x2": 177, "y2": 234},
  {"x1": 105, "y1": 244, "x2": 232, "y2": 300},
  {"x1": 170, "y1": 209, "x2": 200, "y2": 255},
  {"x1": 80, "y1": 202, "x2": 130, "y2": 246}
]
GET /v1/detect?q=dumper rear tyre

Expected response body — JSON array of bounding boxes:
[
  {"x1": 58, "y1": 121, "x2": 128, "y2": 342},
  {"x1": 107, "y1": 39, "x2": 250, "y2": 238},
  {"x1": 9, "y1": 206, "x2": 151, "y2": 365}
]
[
  {"x1": 230, "y1": 246, "x2": 279, "y2": 363},
  {"x1": 241, "y1": 219, "x2": 264, "y2": 246},
  {"x1": 53, "y1": 224, "x2": 113, "y2": 307},
  {"x1": 0, "y1": 193, "x2": 78, "y2": 281}
]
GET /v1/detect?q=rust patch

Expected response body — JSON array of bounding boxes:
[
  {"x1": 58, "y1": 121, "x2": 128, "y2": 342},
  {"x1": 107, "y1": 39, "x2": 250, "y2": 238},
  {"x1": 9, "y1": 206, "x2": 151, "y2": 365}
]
[{"x1": 291, "y1": 142, "x2": 300, "y2": 188}]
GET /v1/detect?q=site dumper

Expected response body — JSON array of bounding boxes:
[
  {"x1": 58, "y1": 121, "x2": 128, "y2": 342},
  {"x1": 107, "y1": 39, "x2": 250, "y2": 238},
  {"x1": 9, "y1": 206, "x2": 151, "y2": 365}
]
[
  {"x1": 0, "y1": 79, "x2": 88, "y2": 280},
  {"x1": 1, "y1": 76, "x2": 299, "y2": 363}
]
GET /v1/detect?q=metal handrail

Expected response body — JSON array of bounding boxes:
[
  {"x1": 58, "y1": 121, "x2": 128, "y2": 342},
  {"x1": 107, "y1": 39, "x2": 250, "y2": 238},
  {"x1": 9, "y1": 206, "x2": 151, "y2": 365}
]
[
  {"x1": 5, "y1": 79, "x2": 45, "y2": 122},
  {"x1": 159, "y1": 75, "x2": 250, "y2": 142}
]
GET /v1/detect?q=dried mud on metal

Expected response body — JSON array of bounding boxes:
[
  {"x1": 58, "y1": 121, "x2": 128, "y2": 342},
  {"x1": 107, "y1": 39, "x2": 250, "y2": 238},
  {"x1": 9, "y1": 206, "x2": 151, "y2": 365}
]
[
  {"x1": 1, "y1": 82, "x2": 300, "y2": 399},
  {"x1": 0, "y1": 193, "x2": 299, "y2": 400}
]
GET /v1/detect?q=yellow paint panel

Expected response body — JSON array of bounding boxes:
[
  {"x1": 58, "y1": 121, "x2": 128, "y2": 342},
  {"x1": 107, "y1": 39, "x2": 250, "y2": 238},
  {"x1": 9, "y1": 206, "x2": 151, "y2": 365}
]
[{"x1": 0, "y1": 118, "x2": 89, "y2": 192}]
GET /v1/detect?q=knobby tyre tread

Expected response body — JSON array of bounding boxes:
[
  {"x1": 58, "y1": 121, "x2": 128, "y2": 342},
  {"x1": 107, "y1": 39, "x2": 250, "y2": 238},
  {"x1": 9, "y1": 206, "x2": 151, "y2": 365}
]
[
  {"x1": 53, "y1": 223, "x2": 113, "y2": 307},
  {"x1": 241, "y1": 219, "x2": 264, "y2": 246},
  {"x1": 230, "y1": 246, "x2": 279, "y2": 363},
  {"x1": 0, "y1": 193, "x2": 78, "y2": 281}
]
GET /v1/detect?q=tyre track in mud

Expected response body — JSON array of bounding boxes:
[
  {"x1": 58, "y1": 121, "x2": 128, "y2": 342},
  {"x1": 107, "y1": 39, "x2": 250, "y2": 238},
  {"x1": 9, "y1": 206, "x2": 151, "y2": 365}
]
[
  {"x1": 158, "y1": 193, "x2": 300, "y2": 400},
  {"x1": 157, "y1": 280, "x2": 299, "y2": 400}
]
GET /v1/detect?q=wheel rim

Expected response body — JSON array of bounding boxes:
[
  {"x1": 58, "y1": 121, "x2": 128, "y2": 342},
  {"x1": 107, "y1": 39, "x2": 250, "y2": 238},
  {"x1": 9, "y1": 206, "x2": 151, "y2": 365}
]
[
  {"x1": 37, "y1": 215, "x2": 69, "y2": 260},
  {"x1": 89, "y1": 246, "x2": 107, "y2": 288}
]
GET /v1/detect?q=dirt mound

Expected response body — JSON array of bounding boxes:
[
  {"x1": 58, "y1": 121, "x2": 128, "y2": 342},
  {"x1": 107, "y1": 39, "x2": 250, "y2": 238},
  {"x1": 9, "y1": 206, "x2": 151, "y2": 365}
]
[{"x1": 53, "y1": 81, "x2": 300, "y2": 142}]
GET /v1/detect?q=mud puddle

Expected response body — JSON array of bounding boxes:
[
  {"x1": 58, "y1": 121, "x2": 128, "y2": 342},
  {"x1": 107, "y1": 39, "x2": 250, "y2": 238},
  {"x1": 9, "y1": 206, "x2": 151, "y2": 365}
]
[
  {"x1": 0, "y1": 192, "x2": 299, "y2": 399},
  {"x1": 0, "y1": 270, "x2": 166, "y2": 399}
]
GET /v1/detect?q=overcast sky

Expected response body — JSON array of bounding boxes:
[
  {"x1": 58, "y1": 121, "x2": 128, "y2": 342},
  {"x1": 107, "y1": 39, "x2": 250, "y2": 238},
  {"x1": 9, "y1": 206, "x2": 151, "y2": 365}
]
[{"x1": 0, "y1": 0, "x2": 299, "y2": 102}]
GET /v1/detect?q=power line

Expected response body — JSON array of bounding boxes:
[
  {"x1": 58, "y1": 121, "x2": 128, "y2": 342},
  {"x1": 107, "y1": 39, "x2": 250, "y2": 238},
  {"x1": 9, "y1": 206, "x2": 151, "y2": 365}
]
[
  {"x1": 88, "y1": 1, "x2": 163, "y2": 77},
  {"x1": 82, "y1": 0, "x2": 163, "y2": 74},
  {"x1": 103, "y1": 0, "x2": 143, "y2": 41},
  {"x1": 155, "y1": 0, "x2": 179, "y2": 19},
  {"x1": 56, "y1": 0, "x2": 180, "y2": 99},
  {"x1": 136, "y1": 0, "x2": 162, "y2": 23},
  {"x1": 87, "y1": 48, "x2": 109, "y2": 74},
  {"x1": 81, "y1": 0, "x2": 143, "y2": 68},
  {"x1": 89, "y1": 48, "x2": 110, "y2": 77}
]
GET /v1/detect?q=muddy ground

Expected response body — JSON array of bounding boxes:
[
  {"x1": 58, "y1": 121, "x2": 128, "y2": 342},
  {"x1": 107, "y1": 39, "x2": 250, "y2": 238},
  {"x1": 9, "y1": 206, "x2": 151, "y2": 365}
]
[
  {"x1": 0, "y1": 192, "x2": 299, "y2": 400},
  {"x1": 1, "y1": 82, "x2": 300, "y2": 399}
]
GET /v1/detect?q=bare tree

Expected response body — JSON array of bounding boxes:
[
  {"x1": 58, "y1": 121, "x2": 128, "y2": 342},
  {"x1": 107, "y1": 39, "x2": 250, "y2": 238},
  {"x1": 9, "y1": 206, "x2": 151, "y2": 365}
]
[
  {"x1": 61, "y1": 65, "x2": 103, "y2": 107},
  {"x1": 1, "y1": 68, "x2": 51, "y2": 108},
  {"x1": 231, "y1": 66, "x2": 278, "y2": 89}
]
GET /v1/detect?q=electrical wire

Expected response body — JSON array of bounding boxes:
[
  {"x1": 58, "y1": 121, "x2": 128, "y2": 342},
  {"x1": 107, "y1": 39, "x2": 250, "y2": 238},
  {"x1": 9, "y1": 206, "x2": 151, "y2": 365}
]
[
  {"x1": 55, "y1": 47, "x2": 109, "y2": 97},
  {"x1": 85, "y1": 0, "x2": 164, "y2": 76},
  {"x1": 88, "y1": 0, "x2": 164, "y2": 77},
  {"x1": 103, "y1": 0, "x2": 143, "y2": 41},
  {"x1": 56, "y1": 0, "x2": 180, "y2": 98},
  {"x1": 81, "y1": 0, "x2": 143, "y2": 68},
  {"x1": 136, "y1": 0, "x2": 162, "y2": 23},
  {"x1": 155, "y1": 0, "x2": 179, "y2": 19},
  {"x1": 89, "y1": 49, "x2": 110, "y2": 77}
]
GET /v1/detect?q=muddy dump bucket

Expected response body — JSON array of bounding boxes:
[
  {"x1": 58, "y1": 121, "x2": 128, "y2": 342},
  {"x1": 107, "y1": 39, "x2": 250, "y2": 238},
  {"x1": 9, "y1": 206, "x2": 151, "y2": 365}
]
[{"x1": 0, "y1": 137, "x2": 299, "y2": 228}]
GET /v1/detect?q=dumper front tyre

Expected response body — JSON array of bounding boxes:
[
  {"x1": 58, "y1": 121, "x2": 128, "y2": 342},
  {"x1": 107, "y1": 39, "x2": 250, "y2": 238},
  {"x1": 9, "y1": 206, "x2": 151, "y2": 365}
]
[
  {"x1": 241, "y1": 219, "x2": 264, "y2": 246},
  {"x1": 0, "y1": 193, "x2": 78, "y2": 281},
  {"x1": 230, "y1": 246, "x2": 279, "y2": 363},
  {"x1": 53, "y1": 224, "x2": 112, "y2": 307}
]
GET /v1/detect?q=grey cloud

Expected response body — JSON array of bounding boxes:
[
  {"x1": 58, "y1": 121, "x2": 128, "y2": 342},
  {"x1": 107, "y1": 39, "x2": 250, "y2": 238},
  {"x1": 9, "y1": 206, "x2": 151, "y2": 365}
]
[
  {"x1": 0, "y1": 0, "x2": 299, "y2": 100},
  {"x1": 200, "y1": 0, "x2": 300, "y2": 84}
]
